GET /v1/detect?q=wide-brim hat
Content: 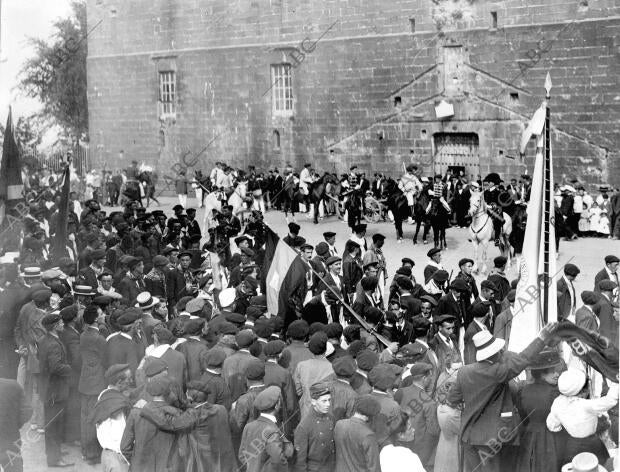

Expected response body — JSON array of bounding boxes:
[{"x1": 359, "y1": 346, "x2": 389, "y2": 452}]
[
  {"x1": 474, "y1": 331, "x2": 505, "y2": 361},
  {"x1": 20, "y1": 266, "x2": 42, "y2": 278},
  {"x1": 74, "y1": 285, "x2": 96, "y2": 296},
  {"x1": 135, "y1": 291, "x2": 159, "y2": 310}
]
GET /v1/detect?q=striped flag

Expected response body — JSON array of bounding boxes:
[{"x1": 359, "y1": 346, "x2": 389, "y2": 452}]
[
  {"x1": 509, "y1": 103, "x2": 558, "y2": 353},
  {"x1": 0, "y1": 107, "x2": 24, "y2": 226},
  {"x1": 263, "y1": 227, "x2": 307, "y2": 319}
]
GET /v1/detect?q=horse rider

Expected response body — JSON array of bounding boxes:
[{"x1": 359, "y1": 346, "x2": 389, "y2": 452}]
[
  {"x1": 482, "y1": 173, "x2": 505, "y2": 246},
  {"x1": 399, "y1": 164, "x2": 424, "y2": 223}
]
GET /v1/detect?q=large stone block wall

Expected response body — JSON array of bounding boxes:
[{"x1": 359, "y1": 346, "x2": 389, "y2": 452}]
[{"x1": 86, "y1": 0, "x2": 620, "y2": 186}]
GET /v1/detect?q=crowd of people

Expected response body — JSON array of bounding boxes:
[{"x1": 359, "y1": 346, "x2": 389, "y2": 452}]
[{"x1": 0, "y1": 159, "x2": 618, "y2": 472}]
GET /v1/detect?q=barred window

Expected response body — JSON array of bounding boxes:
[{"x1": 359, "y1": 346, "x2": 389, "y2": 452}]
[
  {"x1": 159, "y1": 71, "x2": 176, "y2": 117},
  {"x1": 271, "y1": 64, "x2": 293, "y2": 116}
]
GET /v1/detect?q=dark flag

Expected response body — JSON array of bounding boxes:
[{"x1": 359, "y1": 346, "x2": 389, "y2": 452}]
[
  {"x1": 263, "y1": 227, "x2": 307, "y2": 324},
  {"x1": 555, "y1": 321, "x2": 619, "y2": 382},
  {"x1": 50, "y1": 164, "x2": 71, "y2": 260},
  {"x1": 0, "y1": 107, "x2": 24, "y2": 227}
]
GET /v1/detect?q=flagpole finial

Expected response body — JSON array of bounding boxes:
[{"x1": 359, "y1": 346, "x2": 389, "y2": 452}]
[{"x1": 545, "y1": 72, "x2": 552, "y2": 97}]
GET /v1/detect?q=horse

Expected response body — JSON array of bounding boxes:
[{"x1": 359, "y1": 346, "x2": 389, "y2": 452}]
[
  {"x1": 308, "y1": 173, "x2": 339, "y2": 224},
  {"x1": 382, "y1": 178, "x2": 410, "y2": 242},
  {"x1": 228, "y1": 181, "x2": 248, "y2": 216},
  {"x1": 427, "y1": 197, "x2": 450, "y2": 249},
  {"x1": 413, "y1": 186, "x2": 432, "y2": 244},
  {"x1": 468, "y1": 192, "x2": 513, "y2": 274}
]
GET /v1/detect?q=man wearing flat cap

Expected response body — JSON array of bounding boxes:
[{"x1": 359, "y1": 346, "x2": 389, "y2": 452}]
[
  {"x1": 334, "y1": 394, "x2": 381, "y2": 472},
  {"x1": 423, "y1": 248, "x2": 444, "y2": 284},
  {"x1": 263, "y1": 340, "x2": 297, "y2": 437},
  {"x1": 368, "y1": 364, "x2": 402, "y2": 447},
  {"x1": 177, "y1": 318, "x2": 208, "y2": 383},
  {"x1": 596, "y1": 279, "x2": 618, "y2": 348},
  {"x1": 468, "y1": 279, "x2": 499, "y2": 330},
  {"x1": 294, "y1": 381, "x2": 335, "y2": 472},
  {"x1": 222, "y1": 329, "x2": 261, "y2": 402},
  {"x1": 323, "y1": 231, "x2": 338, "y2": 257},
  {"x1": 58, "y1": 305, "x2": 82, "y2": 444},
  {"x1": 429, "y1": 314, "x2": 462, "y2": 372},
  {"x1": 316, "y1": 255, "x2": 344, "y2": 297},
  {"x1": 487, "y1": 256, "x2": 510, "y2": 303},
  {"x1": 394, "y1": 362, "x2": 440, "y2": 469},
  {"x1": 106, "y1": 308, "x2": 145, "y2": 376},
  {"x1": 283, "y1": 222, "x2": 301, "y2": 247},
  {"x1": 38, "y1": 313, "x2": 74, "y2": 467},
  {"x1": 464, "y1": 302, "x2": 492, "y2": 365},
  {"x1": 594, "y1": 254, "x2": 619, "y2": 293},
  {"x1": 295, "y1": 332, "x2": 336, "y2": 418},
  {"x1": 557, "y1": 263, "x2": 580, "y2": 320},
  {"x1": 575, "y1": 291, "x2": 601, "y2": 332},
  {"x1": 329, "y1": 357, "x2": 358, "y2": 421},
  {"x1": 239, "y1": 385, "x2": 294, "y2": 471},
  {"x1": 454, "y1": 257, "x2": 478, "y2": 312},
  {"x1": 310, "y1": 242, "x2": 330, "y2": 294},
  {"x1": 437, "y1": 279, "x2": 468, "y2": 338}
]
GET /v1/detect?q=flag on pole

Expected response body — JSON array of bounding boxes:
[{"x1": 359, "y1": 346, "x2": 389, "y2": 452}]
[
  {"x1": 50, "y1": 164, "x2": 71, "y2": 260},
  {"x1": 0, "y1": 107, "x2": 24, "y2": 226},
  {"x1": 509, "y1": 105, "x2": 558, "y2": 353},
  {"x1": 519, "y1": 103, "x2": 546, "y2": 155},
  {"x1": 263, "y1": 227, "x2": 307, "y2": 319}
]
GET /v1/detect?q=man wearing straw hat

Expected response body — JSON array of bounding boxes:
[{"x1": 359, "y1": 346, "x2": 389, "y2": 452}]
[{"x1": 447, "y1": 322, "x2": 558, "y2": 472}]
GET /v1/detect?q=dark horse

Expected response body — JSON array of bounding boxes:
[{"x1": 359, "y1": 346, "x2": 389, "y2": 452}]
[
  {"x1": 308, "y1": 173, "x2": 339, "y2": 224},
  {"x1": 383, "y1": 178, "x2": 410, "y2": 241},
  {"x1": 428, "y1": 198, "x2": 450, "y2": 249},
  {"x1": 413, "y1": 186, "x2": 431, "y2": 244},
  {"x1": 509, "y1": 203, "x2": 527, "y2": 255}
]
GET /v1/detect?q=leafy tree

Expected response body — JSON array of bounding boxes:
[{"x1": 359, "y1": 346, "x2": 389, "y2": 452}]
[
  {"x1": 0, "y1": 115, "x2": 43, "y2": 153},
  {"x1": 17, "y1": 1, "x2": 88, "y2": 142}
]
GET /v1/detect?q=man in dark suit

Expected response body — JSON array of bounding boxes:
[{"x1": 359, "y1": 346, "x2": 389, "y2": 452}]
[
  {"x1": 391, "y1": 300, "x2": 415, "y2": 346},
  {"x1": 342, "y1": 241, "x2": 363, "y2": 301},
  {"x1": 596, "y1": 280, "x2": 618, "y2": 348},
  {"x1": 301, "y1": 290, "x2": 342, "y2": 325},
  {"x1": 58, "y1": 306, "x2": 81, "y2": 445},
  {"x1": 396, "y1": 277, "x2": 422, "y2": 320},
  {"x1": 78, "y1": 305, "x2": 107, "y2": 465},
  {"x1": 575, "y1": 291, "x2": 600, "y2": 332},
  {"x1": 76, "y1": 248, "x2": 107, "y2": 292},
  {"x1": 594, "y1": 255, "x2": 619, "y2": 293},
  {"x1": 463, "y1": 302, "x2": 491, "y2": 365},
  {"x1": 351, "y1": 276, "x2": 381, "y2": 322},
  {"x1": 429, "y1": 314, "x2": 462, "y2": 374},
  {"x1": 316, "y1": 256, "x2": 344, "y2": 295},
  {"x1": 493, "y1": 290, "x2": 516, "y2": 344},
  {"x1": 38, "y1": 313, "x2": 74, "y2": 468},
  {"x1": 467, "y1": 280, "x2": 499, "y2": 330},
  {"x1": 116, "y1": 257, "x2": 146, "y2": 304},
  {"x1": 448, "y1": 323, "x2": 557, "y2": 472},
  {"x1": 0, "y1": 378, "x2": 32, "y2": 472},
  {"x1": 556, "y1": 263, "x2": 580, "y2": 320},
  {"x1": 486, "y1": 256, "x2": 510, "y2": 303},
  {"x1": 454, "y1": 258, "x2": 478, "y2": 315},
  {"x1": 436, "y1": 279, "x2": 468, "y2": 336}
]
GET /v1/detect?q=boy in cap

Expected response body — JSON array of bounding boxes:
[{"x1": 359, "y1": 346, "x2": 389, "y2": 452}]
[
  {"x1": 230, "y1": 359, "x2": 267, "y2": 447},
  {"x1": 493, "y1": 290, "x2": 516, "y2": 344},
  {"x1": 487, "y1": 256, "x2": 510, "y2": 302},
  {"x1": 283, "y1": 320, "x2": 312, "y2": 375},
  {"x1": 348, "y1": 223, "x2": 368, "y2": 257},
  {"x1": 294, "y1": 381, "x2": 336, "y2": 472},
  {"x1": 106, "y1": 308, "x2": 144, "y2": 376},
  {"x1": 38, "y1": 313, "x2": 74, "y2": 467},
  {"x1": 323, "y1": 231, "x2": 338, "y2": 257},
  {"x1": 594, "y1": 254, "x2": 619, "y2": 292},
  {"x1": 334, "y1": 394, "x2": 381, "y2": 472},
  {"x1": 596, "y1": 279, "x2": 618, "y2": 347},
  {"x1": 238, "y1": 386, "x2": 294, "y2": 471},
  {"x1": 198, "y1": 348, "x2": 231, "y2": 409},
  {"x1": 454, "y1": 257, "x2": 478, "y2": 312},
  {"x1": 557, "y1": 263, "x2": 580, "y2": 321},
  {"x1": 176, "y1": 318, "x2": 208, "y2": 383}
]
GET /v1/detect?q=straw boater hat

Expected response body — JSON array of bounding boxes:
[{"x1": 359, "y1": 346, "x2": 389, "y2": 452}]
[
  {"x1": 73, "y1": 285, "x2": 96, "y2": 296},
  {"x1": 473, "y1": 331, "x2": 505, "y2": 361},
  {"x1": 20, "y1": 266, "x2": 42, "y2": 278},
  {"x1": 561, "y1": 452, "x2": 606, "y2": 472},
  {"x1": 135, "y1": 292, "x2": 159, "y2": 310}
]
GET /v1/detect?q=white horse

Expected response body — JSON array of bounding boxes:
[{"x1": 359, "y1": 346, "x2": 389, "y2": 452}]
[
  {"x1": 468, "y1": 191, "x2": 512, "y2": 274},
  {"x1": 228, "y1": 181, "x2": 248, "y2": 216}
]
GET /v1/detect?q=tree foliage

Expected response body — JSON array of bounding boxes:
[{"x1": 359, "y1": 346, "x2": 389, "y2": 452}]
[
  {"x1": 0, "y1": 115, "x2": 43, "y2": 153},
  {"x1": 17, "y1": 1, "x2": 88, "y2": 142}
]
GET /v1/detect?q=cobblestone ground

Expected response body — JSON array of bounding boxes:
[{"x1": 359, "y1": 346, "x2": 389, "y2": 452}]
[{"x1": 20, "y1": 196, "x2": 620, "y2": 471}]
